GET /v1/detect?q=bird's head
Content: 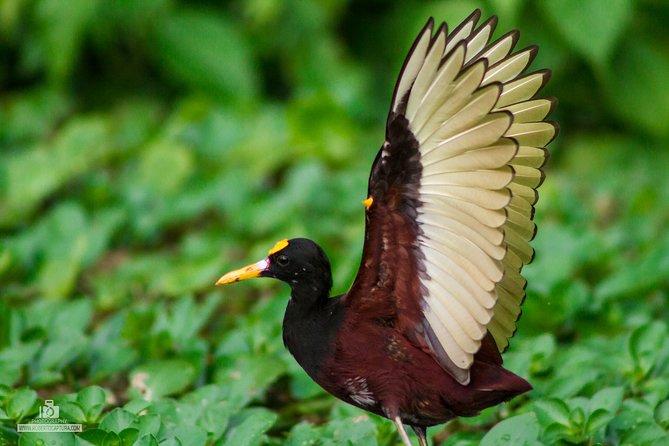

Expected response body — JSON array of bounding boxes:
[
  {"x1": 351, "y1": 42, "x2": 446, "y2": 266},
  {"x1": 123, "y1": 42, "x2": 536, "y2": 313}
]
[{"x1": 216, "y1": 238, "x2": 333, "y2": 298}]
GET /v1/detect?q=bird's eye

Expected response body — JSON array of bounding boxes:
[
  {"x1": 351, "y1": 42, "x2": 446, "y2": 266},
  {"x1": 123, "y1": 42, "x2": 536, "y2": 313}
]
[{"x1": 276, "y1": 254, "x2": 290, "y2": 267}]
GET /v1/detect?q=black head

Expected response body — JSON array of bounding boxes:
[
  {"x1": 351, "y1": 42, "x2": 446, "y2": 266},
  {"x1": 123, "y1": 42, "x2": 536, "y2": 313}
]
[{"x1": 216, "y1": 238, "x2": 333, "y2": 302}]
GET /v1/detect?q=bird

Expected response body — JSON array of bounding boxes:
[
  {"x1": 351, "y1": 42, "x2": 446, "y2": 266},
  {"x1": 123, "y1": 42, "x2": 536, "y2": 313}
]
[{"x1": 216, "y1": 10, "x2": 557, "y2": 446}]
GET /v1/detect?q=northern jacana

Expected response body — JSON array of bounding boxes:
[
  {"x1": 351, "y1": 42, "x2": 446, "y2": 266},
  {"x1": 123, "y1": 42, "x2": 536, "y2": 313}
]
[{"x1": 217, "y1": 10, "x2": 557, "y2": 446}]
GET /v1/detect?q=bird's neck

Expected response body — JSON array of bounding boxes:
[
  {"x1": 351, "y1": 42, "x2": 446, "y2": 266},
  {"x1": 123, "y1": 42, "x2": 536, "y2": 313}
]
[{"x1": 282, "y1": 288, "x2": 345, "y2": 382}]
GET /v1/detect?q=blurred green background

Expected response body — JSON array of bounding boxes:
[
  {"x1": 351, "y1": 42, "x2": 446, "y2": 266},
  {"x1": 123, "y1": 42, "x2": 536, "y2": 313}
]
[{"x1": 1, "y1": 0, "x2": 669, "y2": 445}]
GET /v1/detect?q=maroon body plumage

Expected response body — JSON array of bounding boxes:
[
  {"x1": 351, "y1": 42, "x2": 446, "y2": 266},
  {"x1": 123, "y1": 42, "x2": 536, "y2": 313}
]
[{"x1": 217, "y1": 10, "x2": 556, "y2": 446}]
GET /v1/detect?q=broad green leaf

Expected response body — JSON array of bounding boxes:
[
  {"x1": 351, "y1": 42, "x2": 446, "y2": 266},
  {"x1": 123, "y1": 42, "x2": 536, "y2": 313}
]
[
  {"x1": 1, "y1": 117, "x2": 110, "y2": 226},
  {"x1": 51, "y1": 299, "x2": 93, "y2": 336},
  {"x1": 533, "y1": 399, "x2": 571, "y2": 428},
  {"x1": 585, "y1": 408, "x2": 614, "y2": 436},
  {"x1": 568, "y1": 407, "x2": 585, "y2": 429},
  {"x1": 619, "y1": 421, "x2": 669, "y2": 445},
  {"x1": 0, "y1": 341, "x2": 42, "y2": 386},
  {"x1": 222, "y1": 408, "x2": 277, "y2": 446},
  {"x1": 604, "y1": 38, "x2": 669, "y2": 138},
  {"x1": 7, "y1": 388, "x2": 37, "y2": 420},
  {"x1": 544, "y1": 368, "x2": 600, "y2": 400},
  {"x1": 596, "y1": 237, "x2": 669, "y2": 301},
  {"x1": 213, "y1": 354, "x2": 287, "y2": 410},
  {"x1": 629, "y1": 322, "x2": 667, "y2": 376},
  {"x1": 129, "y1": 360, "x2": 196, "y2": 399},
  {"x1": 540, "y1": 0, "x2": 631, "y2": 66},
  {"x1": 589, "y1": 387, "x2": 624, "y2": 414},
  {"x1": 118, "y1": 428, "x2": 139, "y2": 446},
  {"x1": 480, "y1": 412, "x2": 541, "y2": 446},
  {"x1": 34, "y1": 0, "x2": 96, "y2": 83},
  {"x1": 99, "y1": 408, "x2": 136, "y2": 433},
  {"x1": 134, "y1": 435, "x2": 160, "y2": 446},
  {"x1": 131, "y1": 414, "x2": 162, "y2": 438},
  {"x1": 285, "y1": 421, "x2": 323, "y2": 446},
  {"x1": 59, "y1": 401, "x2": 86, "y2": 423},
  {"x1": 123, "y1": 399, "x2": 151, "y2": 416},
  {"x1": 542, "y1": 422, "x2": 576, "y2": 444},
  {"x1": 134, "y1": 139, "x2": 195, "y2": 196},
  {"x1": 655, "y1": 400, "x2": 669, "y2": 429},
  {"x1": 33, "y1": 330, "x2": 88, "y2": 379},
  {"x1": 18, "y1": 431, "x2": 75, "y2": 446},
  {"x1": 322, "y1": 414, "x2": 378, "y2": 446},
  {"x1": 152, "y1": 296, "x2": 218, "y2": 345},
  {"x1": 179, "y1": 386, "x2": 233, "y2": 439},
  {"x1": 169, "y1": 426, "x2": 208, "y2": 446},
  {"x1": 79, "y1": 428, "x2": 108, "y2": 445},
  {"x1": 77, "y1": 386, "x2": 107, "y2": 423},
  {"x1": 102, "y1": 431, "x2": 121, "y2": 446},
  {"x1": 0, "y1": 88, "x2": 70, "y2": 144},
  {"x1": 152, "y1": 8, "x2": 258, "y2": 102}
]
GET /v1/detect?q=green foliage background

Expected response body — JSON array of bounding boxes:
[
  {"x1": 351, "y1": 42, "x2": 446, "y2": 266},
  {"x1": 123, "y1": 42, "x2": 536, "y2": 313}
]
[{"x1": 1, "y1": 0, "x2": 669, "y2": 444}]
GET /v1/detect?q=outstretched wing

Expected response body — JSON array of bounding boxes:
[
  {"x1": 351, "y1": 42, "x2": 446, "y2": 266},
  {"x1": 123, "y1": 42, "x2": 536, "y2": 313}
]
[{"x1": 350, "y1": 10, "x2": 557, "y2": 385}]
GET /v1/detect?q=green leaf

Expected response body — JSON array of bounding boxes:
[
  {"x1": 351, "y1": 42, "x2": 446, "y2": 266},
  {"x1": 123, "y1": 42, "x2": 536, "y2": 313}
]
[
  {"x1": 130, "y1": 414, "x2": 162, "y2": 438},
  {"x1": 568, "y1": 407, "x2": 585, "y2": 429},
  {"x1": 285, "y1": 421, "x2": 323, "y2": 446},
  {"x1": 152, "y1": 8, "x2": 258, "y2": 102},
  {"x1": 540, "y1": 0, "x2": 631, "y2": 66},
  {"x1": 174, "y1": 385, "x2": 233, "y2": 439},
  {"x1": 213, "y1": 355, "x2": 287, "y2": 410},
  {"x1": 59, "y1": 401, "x2": 86, "y2": 423},
  {"x1": 589, "y1": 387, "x2": 624, "y2": 414},
  {"x1": 629, "y1": 322, "x2": 667, "y2": 376},
  {"x1": 129, "y1": 360, "x2": 196, "y2": 399},
  {"x1": 322, "y1": 413, "x2": 378, "y2": 446},
  {"x1": 542, "y1": 422, "x2": 574, "y2": 444},
  {"x1": 79, "y1": 429, "x2": 108, "y2": 445},
  {"x1": 99, "y1": 408, "x2": 137, "y2": 433},
  {"x1": 534, "y1": 399, "x2": 571, "y2": 428},
  {"x1": 134, "y1": 139, "x2": 195, "y2": 196},
  {"x1": 102, "y1": 431, "x2": 121, "y2": 446},
  {"x1": 134, "y1": 435, "x2": 160, "y2": 446},
  {"x1": 77, "y1": 386, "x2": 108, "y2": 423},
  {"x1": 604, "y1": 37, "x2": 669, "y2": 138},
  {"x1": 480, "y1": 412, "x2": 541, "y2": 446},
  {"x1": 0, "y1": 341, "x2": 42, "y2": 386},
  {"x1": 34, "y1": 0, "x2": 97, "y2": 83},
  {"x1": 167, "y1": 426, "x2": 208, "y2": 446},
  {"x1": 1, "y1": 117, "x2": 110, "y2": 227},
  {"x1": 596, "y1": 236, "x2": 669, "y2": 301},
  {"x1": 585, "y1": 408, "x2": 613, "y2": 436},
  {"x1": 655, "y1": 400, "x2": 669, "y2": 429},
  {"x1": 119, "y1": 428, "x2": 139, "y2": 446},
  {"x1": 223, "y1": 408, "x2": 277, "y2": 446},
  {"x1": 123, "y1": 399, "x2": 151, "y2": 416},
  {"x1": 152, "y1": 296, "x2": 218, "y2": 345},
  {"x1": 18, "y1": 431, "x2": 75, "y2": 446},
  {"x1": 544, "y1": 368, "x2": 600, "y2": 400},
  {"x1": 134, "y1": 435, "x2": 158, "y2": 446},
  {"x1": 619, "y1": 421, "x2": 669, "y2": 445},
  {"x1": 7, "y1": 388, "x2": 37, "y2": 420}
]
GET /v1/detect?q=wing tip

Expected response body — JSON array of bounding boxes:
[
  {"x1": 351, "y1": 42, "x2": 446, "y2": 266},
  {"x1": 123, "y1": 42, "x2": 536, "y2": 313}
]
[
  {"x1": 390, "y1": 18, "x2": 436, "y2": 114},
  {"x1": 435, "y1": 21, "x2": 448, "y2": 40},
  {"x1": 467, "y1": 8, "x2": 483, "y2": 27},
  {"x1": 536, "y1": 68, "x2": 552, "y2": 90},
  {"x1": 547, "y1": 119, "x2": 560, "y2": 144},
  {"x1": 526, "y1": 45, "x2": 540, "y2": 68}
]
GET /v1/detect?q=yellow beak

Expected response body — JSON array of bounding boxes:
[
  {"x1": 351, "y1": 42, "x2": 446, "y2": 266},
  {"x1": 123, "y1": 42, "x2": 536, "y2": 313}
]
[{"x1": 215, "y1": 258, "x2": 269, "y2": 285}]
